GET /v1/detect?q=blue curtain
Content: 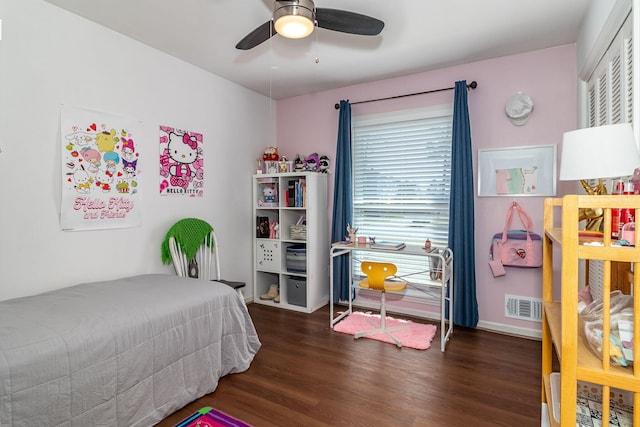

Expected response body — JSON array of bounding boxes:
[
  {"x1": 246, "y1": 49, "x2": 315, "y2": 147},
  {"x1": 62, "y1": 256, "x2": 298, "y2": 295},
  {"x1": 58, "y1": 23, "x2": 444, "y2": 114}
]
[
  {"x1": 331, "y1": 100, "x2": 353, "y2": 302},
  {"x1": 447, "y1": 81, "x2": 479, "y2": 328}
]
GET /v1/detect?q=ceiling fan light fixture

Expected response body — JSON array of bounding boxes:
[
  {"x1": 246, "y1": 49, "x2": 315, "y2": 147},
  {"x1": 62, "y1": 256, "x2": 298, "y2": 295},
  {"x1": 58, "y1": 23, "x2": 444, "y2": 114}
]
[
  {"x1": 274, "y1": 0, "x2": 315, "y2": 39},
  {"x1": 236, "y1": 0, "x2": 384, "y2": 50}
]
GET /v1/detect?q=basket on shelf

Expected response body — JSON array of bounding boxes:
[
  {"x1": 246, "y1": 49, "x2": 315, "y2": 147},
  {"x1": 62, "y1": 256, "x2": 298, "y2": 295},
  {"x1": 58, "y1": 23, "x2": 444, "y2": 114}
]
[{"x1": 290, "y1": 224, "x2": 307, "y2": 240}]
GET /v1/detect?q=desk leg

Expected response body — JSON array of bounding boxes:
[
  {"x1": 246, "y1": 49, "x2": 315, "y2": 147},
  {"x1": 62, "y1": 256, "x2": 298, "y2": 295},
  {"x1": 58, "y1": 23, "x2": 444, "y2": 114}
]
[
  {"x1": 441, "y1": 271, "x2": 446, "y2": 352},
  {"x1": 440, "y1": 258, "x2": 454, "y2": 352},
  {"x1": 330, "y1": 250, "x2": 335, "y2": 327},
  {"x1": 330, "y1": 248, "x2": 353, "y2": 328}
]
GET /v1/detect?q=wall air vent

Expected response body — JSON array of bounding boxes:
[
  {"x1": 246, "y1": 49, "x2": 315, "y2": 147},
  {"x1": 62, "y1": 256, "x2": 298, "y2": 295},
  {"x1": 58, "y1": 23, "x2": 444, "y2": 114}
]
[{"x1": 505, "y1": 295, "x2": 542, "y2": 322}]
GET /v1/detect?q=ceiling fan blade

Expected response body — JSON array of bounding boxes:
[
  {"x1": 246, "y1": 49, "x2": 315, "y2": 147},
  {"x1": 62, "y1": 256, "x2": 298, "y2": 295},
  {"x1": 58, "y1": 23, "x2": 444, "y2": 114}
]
[
  {"x1": 235, "y1": 20, "x2": 275, "y2": 50},
  {"x1": 315, "y1": 8, "x2": 384, "y2": 36}
]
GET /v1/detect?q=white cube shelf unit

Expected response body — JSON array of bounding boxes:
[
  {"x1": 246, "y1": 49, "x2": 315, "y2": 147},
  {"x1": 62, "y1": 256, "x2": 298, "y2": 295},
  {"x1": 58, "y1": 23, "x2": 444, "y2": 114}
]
[{"x1": 252, "y1": 172, "x2": 329, "y2": 313}]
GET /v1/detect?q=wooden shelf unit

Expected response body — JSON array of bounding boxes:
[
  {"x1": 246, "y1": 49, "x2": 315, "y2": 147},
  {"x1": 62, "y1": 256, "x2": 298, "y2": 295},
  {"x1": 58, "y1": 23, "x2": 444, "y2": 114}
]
[{"x1": 541, "y1": 195, "x2": 640, "y2": 426}]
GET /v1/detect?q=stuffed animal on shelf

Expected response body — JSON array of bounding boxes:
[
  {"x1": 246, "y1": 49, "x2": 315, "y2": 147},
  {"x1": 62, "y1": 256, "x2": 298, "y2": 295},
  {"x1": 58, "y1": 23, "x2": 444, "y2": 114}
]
[
  {"x1": 263, "y1": 146, "x2": 279, "y2": 161},
  {"x1": 263, "y1": 184, "x2": 277, "y2": 202},
  {"x1": 269, "y1": 220, "x2": 279, "y2": 239},
  {"x1": 304, "y1": 152, "x2": 319, "y2": 171},
  {"x1": 294, "y1": 154, "x2": 305, "y2": 171},
  {"x1": 319, "y1": 155, "x2": 330, "y2": 173}
]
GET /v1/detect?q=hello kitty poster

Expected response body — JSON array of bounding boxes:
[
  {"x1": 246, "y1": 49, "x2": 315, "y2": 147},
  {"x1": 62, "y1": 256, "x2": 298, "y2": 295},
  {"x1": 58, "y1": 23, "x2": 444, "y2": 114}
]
[
  {"x1": 159, "y1": 125, "x2": 204, "y2": 197},
  {"x1": 60, "y1": 105, "x2": 142, "y2": 231}
]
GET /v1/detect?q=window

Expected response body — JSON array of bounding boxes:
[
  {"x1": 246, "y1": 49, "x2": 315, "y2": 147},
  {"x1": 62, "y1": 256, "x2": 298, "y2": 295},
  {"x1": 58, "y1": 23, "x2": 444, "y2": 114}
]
[{"x1": 351, "y1": 104, "x2": 453, "y2": 285}]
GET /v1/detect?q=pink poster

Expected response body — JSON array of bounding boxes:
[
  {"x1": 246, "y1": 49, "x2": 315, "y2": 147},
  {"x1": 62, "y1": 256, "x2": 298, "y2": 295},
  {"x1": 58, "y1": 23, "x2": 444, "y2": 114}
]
[
  {"x1": 159, "y1": 125, "x2": 204, "y2": 197},
  {"x1": 60, "y1": 105, "x2": 142, "y2": 231}
]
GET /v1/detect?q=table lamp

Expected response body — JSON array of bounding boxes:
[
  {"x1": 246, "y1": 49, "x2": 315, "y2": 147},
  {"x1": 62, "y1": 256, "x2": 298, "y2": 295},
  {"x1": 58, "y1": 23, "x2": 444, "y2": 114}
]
[{"x1": 559, "y1": 123, "x2": 640, "y2": 230}]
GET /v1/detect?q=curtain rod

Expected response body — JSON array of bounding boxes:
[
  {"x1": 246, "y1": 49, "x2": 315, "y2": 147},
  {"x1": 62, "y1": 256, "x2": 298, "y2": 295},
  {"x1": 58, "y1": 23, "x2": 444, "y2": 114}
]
[{"x1": 334, "y1": 80, "x2": 477, "y2": 109}]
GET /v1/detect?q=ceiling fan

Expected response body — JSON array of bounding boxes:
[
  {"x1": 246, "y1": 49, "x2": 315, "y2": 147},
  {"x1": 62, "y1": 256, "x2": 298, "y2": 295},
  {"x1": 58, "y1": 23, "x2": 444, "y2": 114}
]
[{"x1": 236, "y1": 0, "x2": 384, "y2": 50}]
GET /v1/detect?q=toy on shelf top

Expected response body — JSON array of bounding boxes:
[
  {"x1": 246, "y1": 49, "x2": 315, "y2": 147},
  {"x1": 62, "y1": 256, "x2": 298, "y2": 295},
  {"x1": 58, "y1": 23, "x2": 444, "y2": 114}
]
[
  {"x1": 259, "y1": 149, "x2": 330, "y2": 174},
  {"x1": 304, "y1": 153, "x2": 319, "y2": 171},
  {"x1": 263, "y1": 146, "x2": 279, "y2": 161},
  {"x1": 319, "y1": 155, "x2": 330, "y2": 173}
]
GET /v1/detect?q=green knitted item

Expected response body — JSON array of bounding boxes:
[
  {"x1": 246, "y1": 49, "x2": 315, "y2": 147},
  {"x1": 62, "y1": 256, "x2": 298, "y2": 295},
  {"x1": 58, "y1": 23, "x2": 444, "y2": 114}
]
[{"x1": 161, "y1": 218, "x2": 214, "y2": 265}]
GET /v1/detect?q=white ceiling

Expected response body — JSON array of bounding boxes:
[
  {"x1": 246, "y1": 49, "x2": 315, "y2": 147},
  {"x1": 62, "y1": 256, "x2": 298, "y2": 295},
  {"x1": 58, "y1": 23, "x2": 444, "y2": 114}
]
[{"x1": 43, "y1": 0, "x2": 591, "y2": 100}]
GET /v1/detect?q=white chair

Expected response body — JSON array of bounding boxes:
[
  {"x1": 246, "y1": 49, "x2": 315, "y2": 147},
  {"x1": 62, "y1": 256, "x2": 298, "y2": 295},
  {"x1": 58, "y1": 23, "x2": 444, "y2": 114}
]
[
  {"x1": 169, "y1": 230, "x2": 216, "y2": 279},
  {"x1": 163, "y1": 218, "x2": 246, "y2": 305}
]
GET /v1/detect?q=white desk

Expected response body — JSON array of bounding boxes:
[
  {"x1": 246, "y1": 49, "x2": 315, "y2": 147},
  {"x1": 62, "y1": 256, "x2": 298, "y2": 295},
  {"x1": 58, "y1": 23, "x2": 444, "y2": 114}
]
[{"x1": 329, "y1": 243, "x2": 453, "y2": 352}]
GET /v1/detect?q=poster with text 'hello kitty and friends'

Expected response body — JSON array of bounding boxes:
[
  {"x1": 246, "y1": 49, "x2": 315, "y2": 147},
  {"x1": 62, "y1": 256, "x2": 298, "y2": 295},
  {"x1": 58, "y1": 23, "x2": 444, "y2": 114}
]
[
  {"x1": 159, "y1": 125, "x2": 204, "y2": 197},
  {"x1": 60, "y1": 105, "x2": 142, "y2": 231}
]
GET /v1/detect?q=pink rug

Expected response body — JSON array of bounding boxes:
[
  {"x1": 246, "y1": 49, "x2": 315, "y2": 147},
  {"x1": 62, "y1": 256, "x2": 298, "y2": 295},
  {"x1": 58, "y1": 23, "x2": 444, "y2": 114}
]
[{"x1": 333, "y1": 311, "x2": 437, "y2": 350}]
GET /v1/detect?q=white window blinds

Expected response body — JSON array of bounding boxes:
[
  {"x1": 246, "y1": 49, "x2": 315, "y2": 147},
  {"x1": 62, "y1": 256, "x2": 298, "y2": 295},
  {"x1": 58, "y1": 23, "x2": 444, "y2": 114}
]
[{"x1": 351, "y1": 105, "x2": 453, "y2": 285}]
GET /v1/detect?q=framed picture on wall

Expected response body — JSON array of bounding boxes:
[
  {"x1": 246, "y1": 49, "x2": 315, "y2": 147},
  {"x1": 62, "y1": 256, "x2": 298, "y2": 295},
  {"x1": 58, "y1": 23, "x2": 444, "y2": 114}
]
[{"x1": 477, "y1": 144, "x2": 557, "y2": 197}]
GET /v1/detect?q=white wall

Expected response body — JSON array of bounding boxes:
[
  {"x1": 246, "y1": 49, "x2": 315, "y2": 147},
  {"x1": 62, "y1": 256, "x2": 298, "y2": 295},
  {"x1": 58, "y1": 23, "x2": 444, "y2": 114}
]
[{"x1": 0, "y1": 0, "x2": 273, "y2": 300}]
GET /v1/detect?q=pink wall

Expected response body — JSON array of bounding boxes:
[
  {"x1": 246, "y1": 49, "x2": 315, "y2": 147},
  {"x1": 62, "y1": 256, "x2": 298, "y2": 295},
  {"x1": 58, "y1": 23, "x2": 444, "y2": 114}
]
[{"x1": 276, "y1": 45, "x2": 577, "y2": 331}]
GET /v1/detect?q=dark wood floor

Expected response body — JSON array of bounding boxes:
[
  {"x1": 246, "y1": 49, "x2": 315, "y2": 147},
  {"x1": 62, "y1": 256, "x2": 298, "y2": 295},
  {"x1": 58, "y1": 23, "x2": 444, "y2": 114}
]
[{"x1": 156, "y1": 303, "x2": 542, "y2": 427}]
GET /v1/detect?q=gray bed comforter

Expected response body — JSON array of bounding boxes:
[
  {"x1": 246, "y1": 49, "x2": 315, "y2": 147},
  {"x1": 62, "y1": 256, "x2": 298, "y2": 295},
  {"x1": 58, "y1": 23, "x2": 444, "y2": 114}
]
[{"x1": 0, "y1": 274, "x2": 261, "y2": 426}]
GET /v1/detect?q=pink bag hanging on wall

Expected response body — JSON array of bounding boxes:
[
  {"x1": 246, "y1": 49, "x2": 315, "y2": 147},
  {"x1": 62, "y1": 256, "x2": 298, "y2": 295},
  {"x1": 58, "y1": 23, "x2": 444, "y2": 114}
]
[{"x1": 489, "y1": 202, "x2": 543, "y2": 276}]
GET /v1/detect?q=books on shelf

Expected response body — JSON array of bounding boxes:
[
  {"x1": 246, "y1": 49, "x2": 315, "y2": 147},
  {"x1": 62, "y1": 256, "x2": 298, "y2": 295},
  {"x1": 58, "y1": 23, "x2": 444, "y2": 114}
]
[
  {"x1": 287, "y1": 180, "x2": 296, "y2": 207},
  {"x1": 284, "y1": 177, "x2": 307, "y2": 207},
  {"x1": 371, "y1": 240, "x2": 406, "y2": 250}
]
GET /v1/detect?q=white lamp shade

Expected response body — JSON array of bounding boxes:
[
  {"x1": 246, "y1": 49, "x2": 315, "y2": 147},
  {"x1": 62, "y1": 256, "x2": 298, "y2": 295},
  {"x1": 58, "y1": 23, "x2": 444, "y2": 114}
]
[{"x1": 559, "y1": 123, "x2": 640, "y2": 181}]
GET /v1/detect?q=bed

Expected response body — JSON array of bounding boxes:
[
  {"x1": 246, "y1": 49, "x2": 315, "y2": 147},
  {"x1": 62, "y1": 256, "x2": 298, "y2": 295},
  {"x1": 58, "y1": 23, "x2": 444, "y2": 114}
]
[{"x1": 0, "y1": 274, "x2": 261, "y2": 426}]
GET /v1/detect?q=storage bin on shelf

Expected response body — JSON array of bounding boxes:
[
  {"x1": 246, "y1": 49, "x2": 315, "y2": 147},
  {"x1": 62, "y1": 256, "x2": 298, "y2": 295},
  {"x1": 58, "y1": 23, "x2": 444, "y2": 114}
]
[
  {"x1": 287, "y1": 278, "x2": 307, "y2": 307},
  {"x1": 286, "y1": 244, "x2": 307, "y2": 272},
  {"x1": 256, "y1": 240, "x2": 280, "y2": 271},
  {"x1": 290, "y1": 224, "x2": 307, "y2": 240},
  {"x1": 580, "y1": 290, "x2": 634, "y2": 367}
]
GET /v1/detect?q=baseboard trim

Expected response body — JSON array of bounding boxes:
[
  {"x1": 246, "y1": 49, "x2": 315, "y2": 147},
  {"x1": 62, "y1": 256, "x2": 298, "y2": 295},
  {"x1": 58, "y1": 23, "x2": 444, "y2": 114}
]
[{"x1": 476, "y1": 320, "x2": 541, "y2": 340}]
